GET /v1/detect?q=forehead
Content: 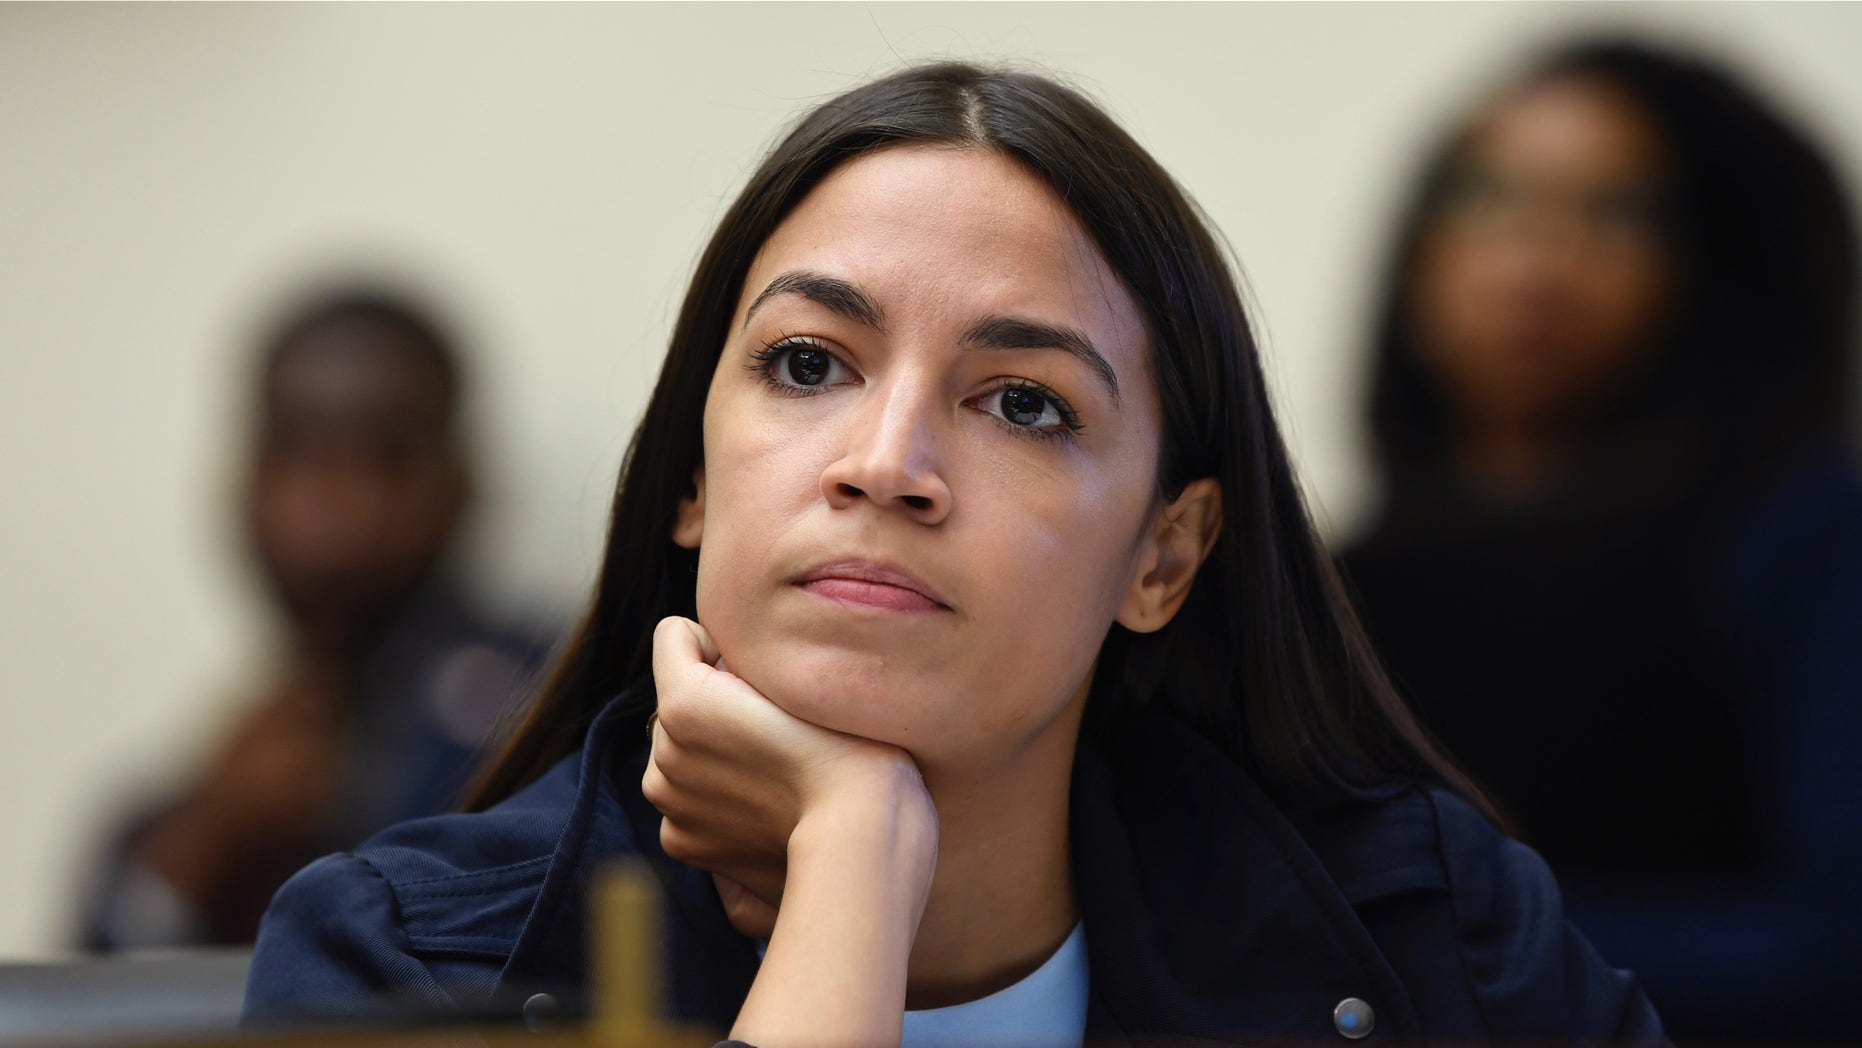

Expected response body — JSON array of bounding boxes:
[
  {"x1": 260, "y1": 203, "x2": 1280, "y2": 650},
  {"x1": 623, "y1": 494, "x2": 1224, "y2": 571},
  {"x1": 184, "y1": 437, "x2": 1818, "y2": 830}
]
[
  {"x1": 1468, "y1": 76, "x2": 1668, "y2": 185},
  {"x1": 267, "y1": 319, "x2": 449, "y2": 429},
  {"x1": 738, "y1": 145, "x2": 1147, "y2": 362}
]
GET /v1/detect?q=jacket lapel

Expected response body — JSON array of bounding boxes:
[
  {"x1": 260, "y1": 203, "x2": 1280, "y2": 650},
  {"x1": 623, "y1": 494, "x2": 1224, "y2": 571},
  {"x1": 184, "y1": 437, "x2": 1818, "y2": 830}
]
[
  {"x1": 496, "y1": 688, "x2": 759, "y2": 1028},
  {"x1": 1074, "y1": 712, "x2": 1419, "y2": 1046}
]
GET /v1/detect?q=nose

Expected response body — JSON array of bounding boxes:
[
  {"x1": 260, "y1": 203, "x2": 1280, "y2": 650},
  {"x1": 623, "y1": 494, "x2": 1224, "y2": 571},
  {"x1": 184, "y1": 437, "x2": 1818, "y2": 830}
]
[
  {"x1": 1480, "y1": 204, "x2": 1589, "y2": 309},
  {"x1": 819, "y1": 382, "x2": 952, "y2": 525}
]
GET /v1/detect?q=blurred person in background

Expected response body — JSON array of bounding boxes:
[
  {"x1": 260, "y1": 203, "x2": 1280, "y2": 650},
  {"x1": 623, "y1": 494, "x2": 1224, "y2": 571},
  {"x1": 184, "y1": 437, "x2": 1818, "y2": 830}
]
[
  {"x1": 1340, "y1": 38, "x2": 1862, "y2": 1040},
  {"x1": 80, "y1": 289, "x2": 548, "y2": 949}
]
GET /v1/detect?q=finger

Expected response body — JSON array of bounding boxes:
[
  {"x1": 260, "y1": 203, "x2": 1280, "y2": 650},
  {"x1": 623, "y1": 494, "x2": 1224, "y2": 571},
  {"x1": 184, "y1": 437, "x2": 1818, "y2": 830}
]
[
  {"x1": 659, "y1": 816, "x2": 692, "y2": 863},
  {"x1": 652, "y1": 620, "x2": 707, "y2": 731},
  {"x1": 652, "y1": 616, "x2": 702, "y2": 689},
  {"x1": 652, "y1": 617, "x2": 727, "y2": 710},
  {"x1": 655, "y1": 618, "x2": 774, "y2": 739},
  {"x1": 641, "y1": 758, "x2": 670, "y2": 814},
  {"x1": 650, "y1": 716, "x2": 734, "y2": 797},
  {"x1": 687, "y1": 619, "x2": 721, "y2": 666},
  {"x1": 713, "y1": 873, "x2": 778, "y2": 909},
  {"x1": 713, "y1": 873, "x2": 779, "y2": 939},
  {"x1": 656, "y1": 615, "x2": 721, "y2": 668},
  {"x1": 649, "y1": 713, "x2": 678, "y2": 757}
]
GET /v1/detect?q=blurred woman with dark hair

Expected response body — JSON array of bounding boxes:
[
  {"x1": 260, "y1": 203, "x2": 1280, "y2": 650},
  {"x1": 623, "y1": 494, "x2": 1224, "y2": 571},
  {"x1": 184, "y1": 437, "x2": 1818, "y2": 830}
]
[{"x1": 1341, "y1": 38, "x2": 1862, "y2": 1041}]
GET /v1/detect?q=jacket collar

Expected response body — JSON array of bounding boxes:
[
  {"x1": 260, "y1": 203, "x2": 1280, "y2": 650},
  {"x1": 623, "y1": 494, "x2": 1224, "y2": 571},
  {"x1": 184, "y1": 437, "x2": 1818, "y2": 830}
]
[
  {"x1": 497, "y1": 688, "x2": 761, "y2": 1021},
  {"x1": 497, "y1": 689, "x2": 1417, "y2": 1044},
  {"x1": 1072, "y1": 712, "x2": 1419, "y2": 1045}
]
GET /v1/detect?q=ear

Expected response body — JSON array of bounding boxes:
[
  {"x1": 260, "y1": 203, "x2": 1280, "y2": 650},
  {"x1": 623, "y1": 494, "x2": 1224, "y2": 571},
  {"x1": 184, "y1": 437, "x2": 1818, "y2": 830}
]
[
  {"x1": 671, "y1": 466, "x2": 705, "y2": 550},
  {"x1": 1115, "y1": 477, "x2": 1223, "y2": 634}
]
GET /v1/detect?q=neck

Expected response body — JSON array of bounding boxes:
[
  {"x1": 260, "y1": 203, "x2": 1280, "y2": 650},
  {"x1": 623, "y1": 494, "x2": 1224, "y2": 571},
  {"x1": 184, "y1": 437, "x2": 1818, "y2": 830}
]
[
  {"x1": 902, "y1": 698, "x2": 1084, "y2": 1009},
  {"x1": 1455, "y1": 414, "x2": 1572, "y2": 499}
]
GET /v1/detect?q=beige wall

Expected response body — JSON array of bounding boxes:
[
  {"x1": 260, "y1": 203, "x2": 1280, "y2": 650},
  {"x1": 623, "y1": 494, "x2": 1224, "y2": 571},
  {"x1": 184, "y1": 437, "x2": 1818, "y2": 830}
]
[{"x1": 1, "y1": 2, "x2": 1857, "y2": 957}]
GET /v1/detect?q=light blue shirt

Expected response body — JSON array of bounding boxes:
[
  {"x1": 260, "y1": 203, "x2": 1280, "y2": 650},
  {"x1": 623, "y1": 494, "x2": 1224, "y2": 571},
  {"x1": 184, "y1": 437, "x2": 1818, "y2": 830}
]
[{"x1": 900, "y1": 922, "x2": 1089, "y2": 1048}]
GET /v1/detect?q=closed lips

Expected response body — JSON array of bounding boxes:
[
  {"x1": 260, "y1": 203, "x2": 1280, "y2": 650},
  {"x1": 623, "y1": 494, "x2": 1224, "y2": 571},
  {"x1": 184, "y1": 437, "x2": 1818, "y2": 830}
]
[{"x1": 795, "y1": 560, "x2": 951, "y2": 609}]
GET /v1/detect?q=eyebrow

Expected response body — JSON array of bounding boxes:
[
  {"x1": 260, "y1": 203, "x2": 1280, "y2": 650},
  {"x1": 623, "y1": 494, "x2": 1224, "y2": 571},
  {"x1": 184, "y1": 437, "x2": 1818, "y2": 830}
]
[
  {"x1": 962, "y1": 315, "x2": 1121, "y2": 405},
  {"x1": 743, "y1": 269, "x2": 1121, "y2": 405},
  {"x1": 744, "y1": 270, "x2": 886, "y2": 332}
]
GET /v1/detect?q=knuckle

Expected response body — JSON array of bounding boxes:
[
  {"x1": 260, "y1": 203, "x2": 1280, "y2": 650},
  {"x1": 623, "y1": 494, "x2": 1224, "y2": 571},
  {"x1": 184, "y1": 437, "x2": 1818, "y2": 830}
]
[
  {"x1": 642, "y1": 765, "x2": 689, "y2": 815},
  {"x1": 658, "y1": 820, "x2": 700, "y2": 864},
  {"x1": 653, "y1": 736, "x2": 684, "y2": 774},
  {"x1": 654, "y1": 698, "x2": 682, "y2": 734}
]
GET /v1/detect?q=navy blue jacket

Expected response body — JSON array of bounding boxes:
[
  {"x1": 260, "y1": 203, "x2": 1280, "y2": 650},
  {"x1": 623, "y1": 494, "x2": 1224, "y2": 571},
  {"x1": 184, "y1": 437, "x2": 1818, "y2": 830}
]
[{"x1": 244, "y1": 689, "x2": 1666, "y2": 1044}]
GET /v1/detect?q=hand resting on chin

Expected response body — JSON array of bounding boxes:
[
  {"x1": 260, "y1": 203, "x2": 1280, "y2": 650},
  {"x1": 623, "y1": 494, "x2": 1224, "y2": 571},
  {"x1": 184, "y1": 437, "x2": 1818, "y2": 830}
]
[{"x1": 644, "y1": 615, "x2": 940, "y2": 1048}]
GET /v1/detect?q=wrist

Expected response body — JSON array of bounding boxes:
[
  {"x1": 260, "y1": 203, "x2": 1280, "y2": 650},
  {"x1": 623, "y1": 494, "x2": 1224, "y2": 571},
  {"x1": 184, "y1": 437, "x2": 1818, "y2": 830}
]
[
  {"x1": 735, "y1": 773, "x2": 937, "y2": 1048},
  {"x1": 789, "y1": 759, "x2": 938, "y2": 889}
]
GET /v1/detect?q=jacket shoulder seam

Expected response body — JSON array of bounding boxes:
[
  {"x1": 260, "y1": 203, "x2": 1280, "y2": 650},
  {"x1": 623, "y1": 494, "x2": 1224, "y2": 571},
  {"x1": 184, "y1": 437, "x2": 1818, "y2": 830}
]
[
  {"x1": 392, "y1": 854, "x2": 554, "y2": 894},
  {"x1": 341, "y1": 852, "x2": 458, "y2": 1003},
  {"x1": 404, "y1": 933, "x2": 523, "y2": 956}
]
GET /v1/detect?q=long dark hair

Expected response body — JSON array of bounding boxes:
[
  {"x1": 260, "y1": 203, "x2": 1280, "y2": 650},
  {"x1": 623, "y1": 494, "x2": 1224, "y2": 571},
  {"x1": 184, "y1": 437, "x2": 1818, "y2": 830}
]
[
  {"x1": 1366, "y1": 38, "x2": 1857, "y2": 487},
  {"x1": 469, "y1": 63, "x2": 1486, "y2": 817}
]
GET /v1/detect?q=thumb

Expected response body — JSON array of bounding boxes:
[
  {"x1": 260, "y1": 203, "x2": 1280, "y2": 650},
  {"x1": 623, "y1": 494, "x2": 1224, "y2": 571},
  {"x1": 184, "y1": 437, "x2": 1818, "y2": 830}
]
[{"x1": 652, "y1": 616, "x2": 722, "y2": 685}]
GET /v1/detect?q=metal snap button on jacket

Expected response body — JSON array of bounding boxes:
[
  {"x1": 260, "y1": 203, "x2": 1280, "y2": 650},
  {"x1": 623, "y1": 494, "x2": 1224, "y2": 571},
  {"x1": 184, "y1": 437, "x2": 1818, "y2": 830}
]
[
  {"x1": 522, "y1": 992, "x2": 559, "y2": 1032},
  {"x1": 1334, "y1": 997, "x2": 1375, "y2": 1039}
]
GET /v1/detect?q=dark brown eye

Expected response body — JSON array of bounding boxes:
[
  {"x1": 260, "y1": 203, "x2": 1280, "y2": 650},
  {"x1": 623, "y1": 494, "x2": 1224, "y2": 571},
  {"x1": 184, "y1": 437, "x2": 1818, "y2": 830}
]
[
  {"x1": 787, "y1": 347, "x2": 831, "y2": 386},
  {"x1": 1000, "y1": 386, "x2": 1047, "y2": 426}
]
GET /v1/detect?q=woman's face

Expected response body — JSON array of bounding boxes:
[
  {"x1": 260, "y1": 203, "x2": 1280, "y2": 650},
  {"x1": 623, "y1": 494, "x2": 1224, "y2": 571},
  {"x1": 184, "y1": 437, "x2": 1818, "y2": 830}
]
[
  {"x1": 1409, "y1": 74, "x2": 1675, "y2": 433},
  {"x1": 674, "y1": 145, "x2": 1170, "y2": 772}
]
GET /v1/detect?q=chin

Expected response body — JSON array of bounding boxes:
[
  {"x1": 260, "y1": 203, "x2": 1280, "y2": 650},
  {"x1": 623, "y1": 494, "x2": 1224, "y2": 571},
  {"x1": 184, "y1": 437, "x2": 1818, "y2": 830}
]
[{"x1": 715, "y1": 632, "x2": 918, "y2": 734}]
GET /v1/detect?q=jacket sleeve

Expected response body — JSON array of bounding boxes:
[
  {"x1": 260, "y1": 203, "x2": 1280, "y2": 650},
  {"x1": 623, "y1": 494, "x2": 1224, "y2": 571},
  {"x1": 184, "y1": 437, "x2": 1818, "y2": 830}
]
[
  {"x1": 242, "y1": 853, "x2": 457, "y2": 1027},
  {"x1": 1431, "y1": 792, "x2": 1667, "y2": 1044}
]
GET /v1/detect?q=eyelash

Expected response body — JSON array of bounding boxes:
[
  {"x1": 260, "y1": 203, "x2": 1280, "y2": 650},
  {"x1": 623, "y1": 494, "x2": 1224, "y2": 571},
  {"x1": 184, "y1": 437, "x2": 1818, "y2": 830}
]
[
  {"x1": 745, "y1": 336, "x2": 1086, "y2": 443},
  {"x1": 988, "y1": 379, "x2": 1084, "y2": 442},
  {"x1": 744, "y1": 335, "x2": 837, "y2": 397}
]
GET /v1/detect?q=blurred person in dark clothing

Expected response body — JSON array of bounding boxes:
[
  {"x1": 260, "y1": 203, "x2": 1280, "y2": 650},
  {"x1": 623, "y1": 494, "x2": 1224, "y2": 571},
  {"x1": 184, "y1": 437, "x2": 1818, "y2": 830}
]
[
  {"x1": 1339, "y1": 38, "x2": 1862, "y2": 1040},
  {"x1": 81, "y1": 290, "x2": 547, "y2": 949}
]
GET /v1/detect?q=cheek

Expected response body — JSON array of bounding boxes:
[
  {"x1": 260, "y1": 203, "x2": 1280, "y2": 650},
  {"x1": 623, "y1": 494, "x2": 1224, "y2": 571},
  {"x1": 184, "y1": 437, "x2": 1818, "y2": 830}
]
[
  {"x1": 908, "y1": 457, "x2": 1153, "y2": 735},
  {"x1": 972, "y1": 464, "x2": 1151, "y2": 617},
  {"x1": 1580, "y1": 256, "x2": 1670, "y2": 351},
  {"x1": 1412, "y1": 235, "x2": 1512, "y2": 341},
  {"x1": 691, "y1": 417, "x2": 821, "y2": 628}
]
